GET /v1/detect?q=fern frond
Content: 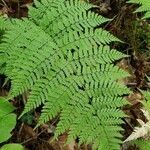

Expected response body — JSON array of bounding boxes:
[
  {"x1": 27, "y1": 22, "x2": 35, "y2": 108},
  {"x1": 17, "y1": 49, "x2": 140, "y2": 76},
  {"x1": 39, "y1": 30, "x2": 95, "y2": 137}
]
[
  {"x1": 0, "y1": 0, "x2": 130, "y2": 149},
  {"x1": 128, "y1": 0, "x2": 150, "y2": 19}
]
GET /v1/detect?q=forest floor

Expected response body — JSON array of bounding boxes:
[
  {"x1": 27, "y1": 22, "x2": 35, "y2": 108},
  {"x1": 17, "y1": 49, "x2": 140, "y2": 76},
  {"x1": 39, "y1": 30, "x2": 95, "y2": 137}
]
[{"x1": 0, "y1": 0, "x2": 150, "y2": 150}]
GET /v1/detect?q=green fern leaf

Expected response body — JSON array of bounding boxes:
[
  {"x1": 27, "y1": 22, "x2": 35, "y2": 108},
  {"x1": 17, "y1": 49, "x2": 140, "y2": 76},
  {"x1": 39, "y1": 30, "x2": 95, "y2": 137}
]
[{"x1": 0, "y1": 0, "x2": 130, "y2": 149}]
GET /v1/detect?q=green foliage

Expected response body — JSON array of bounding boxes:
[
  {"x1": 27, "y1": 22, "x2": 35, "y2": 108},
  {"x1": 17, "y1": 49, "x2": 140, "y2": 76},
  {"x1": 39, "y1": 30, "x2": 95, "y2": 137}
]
[
  {"x1": 0, "y1": 97, "x2": 16, "y2": 143},
  {"x1": 0, "y1": 0, "x2": 130, "y2": 149},
  {"x1": 141, "y1": 77, "x2": 150, "y2": 111},
  {"x1": 142, "y1": 90, "x2": 150, "y2": 111},
  {"x1": 21, "y1": 112, "x2": 34, "y2": 125},
  {"x1": 127, "y1": 0, "x2": 150, "y2": 57},
  {"x1": 132, "y1": 139, "x2": 150, "y2": 150},
  {"x1": 0, "y1": 16, "x2": 10, "y2": 73},
  {"x1": 128, "y1": 0, "x2": 150, "y2": 19},
  {"x1": 0, "y1": 143, "x2": 25, "y2": 150}
]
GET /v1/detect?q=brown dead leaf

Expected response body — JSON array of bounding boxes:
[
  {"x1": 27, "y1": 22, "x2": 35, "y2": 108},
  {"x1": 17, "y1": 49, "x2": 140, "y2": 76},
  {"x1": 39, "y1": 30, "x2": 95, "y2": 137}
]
[
  {"x1": 117, "y1": 59, "x2": 133, "y2": 74},
  {"x1": 21, "y1": 124, "x2": 37, "y2": 140},
  {"x1": 127, "y1": 92, "x2": 142, "y2": 105},
  {"x1": 117, "y1": 59, "x2": 136, "y2": 87},
  {"x1": 66, "y1": 141, "x2": 78, "y2": 150},
  {"x1": 49, "y1": 133, "x2": 78, "y2": 150}
]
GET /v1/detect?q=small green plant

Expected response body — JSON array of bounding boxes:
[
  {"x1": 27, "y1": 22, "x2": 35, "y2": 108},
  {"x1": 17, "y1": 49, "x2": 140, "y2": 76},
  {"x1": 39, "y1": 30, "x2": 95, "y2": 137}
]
[
  {"x1": 124, "y1": 1, "x2": 150, "y2": 149},
  {"x1": 133, "y1": 140, "x2": 150, "y2": 150},
  {"x1": 124, "y1": 99, "x2": 150, "y2": 150},
  {"x1": 127, "y1": 0, "x2": 150, "y2": 57},
  {"x1": 20, "y1": 111, "x2": 34, "y2": 125},
  {"x1": 0, "y1": 0, "x2": 130, "y2": 149},
  {"x1": 0, "y1": 97, "x2": 16, "y2": 143},
  {"x1": 124, "y1": 80, "x2": 150, "y2": 148},
  {"x1": 0, "y1": 143, "x2": 25, "y2": 150}
]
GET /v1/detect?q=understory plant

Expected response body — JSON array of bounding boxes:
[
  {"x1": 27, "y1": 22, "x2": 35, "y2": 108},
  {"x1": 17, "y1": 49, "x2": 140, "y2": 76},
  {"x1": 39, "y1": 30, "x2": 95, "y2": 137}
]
[
  {"x1": 0, "y1": 143, "x2": 25, "y2": 150},
  {"x1": 0, "y1": 0, "x2": 131, "y2": 149},
  {"x1": 0, "y1": 97, "x2": 16, "y2": 143},
  {"x1": 124, "y1": 0, "x2": 150, "y2": 149},
  {"x1": 128, "y1": 0, "x2": 150, "y2": 19},
  {"x1": 124, "y1": 90, "x2": 150, "y2": 150}
]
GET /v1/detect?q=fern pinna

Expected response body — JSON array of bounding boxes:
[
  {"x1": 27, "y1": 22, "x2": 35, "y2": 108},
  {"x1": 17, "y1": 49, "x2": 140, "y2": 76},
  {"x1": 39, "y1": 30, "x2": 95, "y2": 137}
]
[{"x1": 0, "y1": 0, "x2": 130, "y2": 149}]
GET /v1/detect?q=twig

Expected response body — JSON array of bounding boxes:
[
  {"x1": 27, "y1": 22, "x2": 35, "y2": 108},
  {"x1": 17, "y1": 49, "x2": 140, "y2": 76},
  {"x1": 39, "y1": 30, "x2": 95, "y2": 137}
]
[{"x1": 21, "y1": 128, "x2": 47, "y2": 145}]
